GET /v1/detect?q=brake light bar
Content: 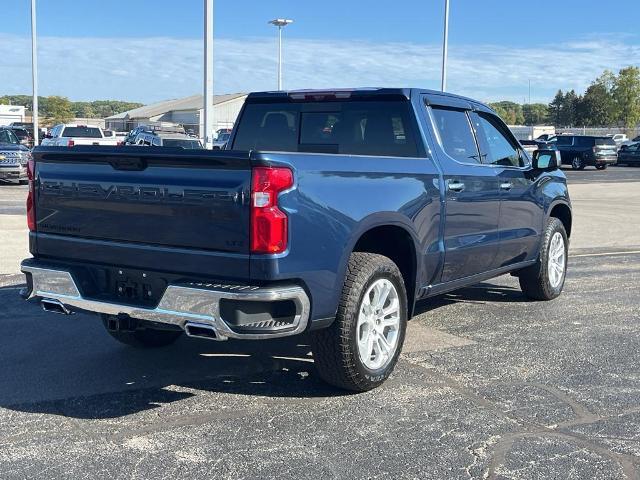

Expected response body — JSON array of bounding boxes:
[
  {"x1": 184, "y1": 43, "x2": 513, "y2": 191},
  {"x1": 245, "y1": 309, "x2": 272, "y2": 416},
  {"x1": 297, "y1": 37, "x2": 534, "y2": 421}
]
[
  {"x1": 288, "y1": 90, "x2": 353, "y2": 101},
  {"x1": 250, "y1": 167, "x2": 293, "y2": 254}
]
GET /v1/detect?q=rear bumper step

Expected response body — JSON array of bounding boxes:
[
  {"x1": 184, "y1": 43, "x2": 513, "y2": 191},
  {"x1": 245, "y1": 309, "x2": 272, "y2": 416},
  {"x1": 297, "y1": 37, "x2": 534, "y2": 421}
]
[{"x1": 21, "y1": 262, "x2": 310, "y2": 341}]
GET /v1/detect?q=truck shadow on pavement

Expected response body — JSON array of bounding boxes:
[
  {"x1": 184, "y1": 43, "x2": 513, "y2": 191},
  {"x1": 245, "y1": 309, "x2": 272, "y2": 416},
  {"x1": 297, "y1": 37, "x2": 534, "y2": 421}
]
[{"x1": 0, "y1": 280, "x2": 522, "y2": 420}]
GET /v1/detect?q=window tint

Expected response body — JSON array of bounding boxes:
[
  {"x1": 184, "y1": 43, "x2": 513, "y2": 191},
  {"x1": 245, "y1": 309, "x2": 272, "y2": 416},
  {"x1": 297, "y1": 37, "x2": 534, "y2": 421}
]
[
  {"x1": 470, "y1": 112, "x2": 524, "y2": 167},
  {"x1": 233, "y1": 100, "x2": 420, "y2": 157},
  {"x1": 430, "y1": 107, "x2": 480, "y2": 163},
  {"x1": 575, "y1": 136, "x2": 593, "y2": 147},
  {"x1": 62, "y1": 126, "x2": 103, "y2": 138},
  {"x1": 595, "y1": 137, "x2": 616, "y2": 146},
  {"x1": 0, "y1": 130, "x2": 19, "y2": 144},
  {"x1": 556, "y1": 136, "x2": 573, "y2": 146}
]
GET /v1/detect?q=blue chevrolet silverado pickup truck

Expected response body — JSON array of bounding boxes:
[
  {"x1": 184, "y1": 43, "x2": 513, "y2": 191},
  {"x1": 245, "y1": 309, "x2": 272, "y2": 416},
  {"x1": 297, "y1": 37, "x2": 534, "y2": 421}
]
[{"x1": 21, "y1": 88, "x2": 571, "y2": 392}]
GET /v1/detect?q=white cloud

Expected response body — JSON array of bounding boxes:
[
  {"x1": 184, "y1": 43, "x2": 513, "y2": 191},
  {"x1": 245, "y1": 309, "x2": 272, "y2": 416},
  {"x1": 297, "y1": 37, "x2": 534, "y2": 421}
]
[{"x1": 1, "y1": 33, "x2": 639, "y2": 104}]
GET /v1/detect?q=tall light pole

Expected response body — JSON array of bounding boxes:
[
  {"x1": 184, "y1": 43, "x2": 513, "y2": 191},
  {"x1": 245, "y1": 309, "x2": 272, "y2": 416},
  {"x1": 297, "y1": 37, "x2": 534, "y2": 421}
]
[
  {"x1": 268, "y1": 19, "x2": 293, "y2": 90},
  {"x1": 203, "y1": 0, "x2": 214, "y2": 149},
  {"x1": 441, "y1": 0, "x2": 450, "y2": 92},
  {"x1": 31, "y1": 0, "x2": 39, "y2": 146}
]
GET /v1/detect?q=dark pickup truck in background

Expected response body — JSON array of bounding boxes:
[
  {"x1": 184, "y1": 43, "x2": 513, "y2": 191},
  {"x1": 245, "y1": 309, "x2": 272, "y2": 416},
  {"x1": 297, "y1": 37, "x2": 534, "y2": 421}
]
[{"x1": 21, "y1": 88, "x2": 572, "y2": 391}]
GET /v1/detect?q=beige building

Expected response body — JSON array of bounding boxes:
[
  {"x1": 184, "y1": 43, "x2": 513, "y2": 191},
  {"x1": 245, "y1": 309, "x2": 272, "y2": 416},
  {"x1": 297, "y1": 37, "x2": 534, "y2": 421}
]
[{"x1": 105, "y1": 93, "x2": 247, "y2": 136}]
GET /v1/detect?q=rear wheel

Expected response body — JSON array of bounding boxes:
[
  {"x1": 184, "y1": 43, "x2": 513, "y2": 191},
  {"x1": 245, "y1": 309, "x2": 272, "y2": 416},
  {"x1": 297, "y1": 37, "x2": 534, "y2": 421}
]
[
  {"x1": 311, "y1": 252, "x2": 408, "y2": 392},
  {"x1": 571, "y1": 156, "x2": 585, "y2": 170},
  {"x1": 595, "y1": 164, "x2": 607, "y2": 170},
  {"x1": 101, "y1": 315, "x2": 183, "y2": 348},
  {"x1": 518, "y1": 218, "x2": 568, "y2": 300}
]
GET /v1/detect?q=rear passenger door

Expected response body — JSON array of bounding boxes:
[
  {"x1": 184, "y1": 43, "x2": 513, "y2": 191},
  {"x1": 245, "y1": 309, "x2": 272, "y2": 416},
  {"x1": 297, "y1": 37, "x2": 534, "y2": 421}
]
[
  {"x1": 470, "y1": 110, "x2": 542, "y2": 268},
  {"x1": 426, "y1": 97, "x2": 501, "y2": 283}
]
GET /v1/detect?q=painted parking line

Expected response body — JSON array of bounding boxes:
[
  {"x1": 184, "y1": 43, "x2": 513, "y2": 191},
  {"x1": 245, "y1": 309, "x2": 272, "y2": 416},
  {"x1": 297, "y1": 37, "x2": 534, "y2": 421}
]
[{"x1": 572, "y1": 250, "x2": 640, "y2": 258}]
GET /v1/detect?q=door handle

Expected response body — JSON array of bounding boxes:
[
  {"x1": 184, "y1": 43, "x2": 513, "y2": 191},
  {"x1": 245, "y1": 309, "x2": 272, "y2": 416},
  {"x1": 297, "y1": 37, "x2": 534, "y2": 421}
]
[
  {"x1": 448, "y1": 180, "x2": 465, "y2": 193},
  {"x1": 500, "y1": 182, "x2": 513, "y2": 191}
]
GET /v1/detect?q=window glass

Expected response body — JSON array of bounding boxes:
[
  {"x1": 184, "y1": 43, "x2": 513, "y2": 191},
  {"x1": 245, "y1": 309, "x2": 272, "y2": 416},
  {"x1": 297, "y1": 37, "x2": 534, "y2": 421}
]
[
  {"x1": 0, "y1": 130, "x2": 19, "y2": 144},
  {"x1": 556, "y1": 136, "x2": 573, "y2": 146},
  {"x1": 162, "y1": 139, "x2": 202, "y2": 149},
  {"x1": 62, "y1": 126, "x2": 103, "y2": 138},
  {"x1": 233, "y1": 100, "x2": 420, "y2": 157},
  {"x1": 575, "y1": 136, "x2": 592, "y2": 147},
  {"x1": 430, "y1": 107, "x2": 480, "y2": 163},
  {"x1": 470, "y1": 112, "x2": 524, "y2": 167},
  {"x1": 595, "y1": 137, "x2": 616, "y2": 146}
]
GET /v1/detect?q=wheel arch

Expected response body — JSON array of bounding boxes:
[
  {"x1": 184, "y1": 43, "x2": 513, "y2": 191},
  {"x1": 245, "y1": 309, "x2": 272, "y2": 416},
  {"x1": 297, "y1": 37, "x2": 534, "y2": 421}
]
[{"x1": 548, "y1": 201, "x2": 572, "y2": 238}]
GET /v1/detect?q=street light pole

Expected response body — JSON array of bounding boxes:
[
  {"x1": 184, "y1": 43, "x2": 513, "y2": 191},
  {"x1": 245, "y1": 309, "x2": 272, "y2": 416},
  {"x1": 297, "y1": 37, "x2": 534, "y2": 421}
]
[
  {"x1": 268, "y1": 19, "x2": 293, "y2": 90},
  {"x1": 31, "y1": 0, "x2": 39, "y2": 146},
  {"x1": 203, "y1": 0, "x2": 214, "y2": 149},
  {"x1": 441, "y1": 0, "x2": 450, "y2": 92}
]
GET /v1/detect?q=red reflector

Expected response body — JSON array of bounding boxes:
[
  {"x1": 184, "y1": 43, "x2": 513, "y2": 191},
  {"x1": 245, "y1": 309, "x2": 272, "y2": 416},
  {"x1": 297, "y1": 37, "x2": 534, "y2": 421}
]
[
  {"x1": 250, "y1": 167, "x2": 293, "y2": 254},
  {"x1": 68, "y1": 139, "x2": 75, "y2": 147},
  {"x1": 26, "y1": 159, "x2": 36, "y2": 231}
]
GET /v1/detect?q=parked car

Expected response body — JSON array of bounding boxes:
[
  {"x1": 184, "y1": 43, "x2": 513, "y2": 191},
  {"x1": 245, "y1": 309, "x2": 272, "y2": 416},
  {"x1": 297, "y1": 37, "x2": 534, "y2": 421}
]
[
  {"x1": 553, "y1": 135, "x2": 617, "y2": 170},
  {"x1": 40, "y1": 124, "x2": 119, "y2": 147},
  {"x1": 123, "y1": 124, "x2": 186, "y2": 145},
  {"x1": 617, "y1": 143, "x2": 640, "y2": 166},
  {"x1": 8, "y1": 126, "x2": 32, "y2": 147},
  {"x1": 22, "y1": 88, "x2": 571, "y2": 392},
  {"x1": 609, "y1": 133, "x2": 628, "y2": 145},
  {"x1": 132, "y1": 131, "x2": 203, "y2": 149},
  {"x1": 536, "y1": 133, "x2": 554, "y2": 142},
  {"x1": 212, "y1": 132, "x2": 231, "y2": 149},
  {"x1": 10, "y1": 122, "x2": 45, "y2": 145},
  {"x1": 0, "y1": 127, "x2": 31, "y2": 184}
]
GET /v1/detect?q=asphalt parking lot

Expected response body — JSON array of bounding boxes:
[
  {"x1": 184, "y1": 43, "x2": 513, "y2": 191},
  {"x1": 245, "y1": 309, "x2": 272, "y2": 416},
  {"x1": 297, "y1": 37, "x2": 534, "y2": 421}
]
[{"x1": 0, "y1": 167, "x2": 639, "y2": 479}]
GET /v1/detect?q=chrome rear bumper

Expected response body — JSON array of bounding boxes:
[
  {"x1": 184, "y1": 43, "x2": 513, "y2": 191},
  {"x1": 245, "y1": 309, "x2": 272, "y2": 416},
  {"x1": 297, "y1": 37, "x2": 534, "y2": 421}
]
[{"x1": 21, "y1": 263, "x2": 310, "y2": 341}]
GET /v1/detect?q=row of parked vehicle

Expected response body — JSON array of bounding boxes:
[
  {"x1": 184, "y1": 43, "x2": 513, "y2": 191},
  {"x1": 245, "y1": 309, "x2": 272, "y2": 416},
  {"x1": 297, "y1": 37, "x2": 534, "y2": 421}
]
[{"x1": 520, "y1": 133, "x2": 640, "y2": 170}]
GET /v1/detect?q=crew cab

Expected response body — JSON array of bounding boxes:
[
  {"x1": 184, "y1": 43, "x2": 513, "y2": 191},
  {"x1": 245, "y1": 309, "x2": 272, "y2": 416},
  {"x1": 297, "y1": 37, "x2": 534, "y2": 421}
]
[
  {"x1": 21, "y1": 88, "x2": 572, "y2": 392},
  {"x1": 40, "y1": 124, "x2": 119, "y2": 147}
]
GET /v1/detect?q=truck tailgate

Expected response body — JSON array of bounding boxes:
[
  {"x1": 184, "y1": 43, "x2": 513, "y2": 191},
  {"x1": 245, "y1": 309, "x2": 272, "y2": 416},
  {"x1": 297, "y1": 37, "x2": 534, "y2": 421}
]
[{"x1": 32, "y1": 147, "x2": 251, "y2": 276}]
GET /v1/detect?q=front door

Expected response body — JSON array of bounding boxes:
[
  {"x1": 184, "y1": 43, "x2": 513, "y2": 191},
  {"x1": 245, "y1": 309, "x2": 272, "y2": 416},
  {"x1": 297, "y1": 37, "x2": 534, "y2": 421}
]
[
  {"x1": 427, "y1": 103, "x2": 501, "y2": 283},
  {"x1": 469, "y1": 111, "x2": 542, "y2": 268}
]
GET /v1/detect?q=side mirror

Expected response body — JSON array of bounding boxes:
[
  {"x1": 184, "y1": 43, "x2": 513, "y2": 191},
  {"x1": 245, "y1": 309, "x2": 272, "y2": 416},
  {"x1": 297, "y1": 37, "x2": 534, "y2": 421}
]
[{"x1": 532, "y1": 149, "x2": 560, "y2": 171}]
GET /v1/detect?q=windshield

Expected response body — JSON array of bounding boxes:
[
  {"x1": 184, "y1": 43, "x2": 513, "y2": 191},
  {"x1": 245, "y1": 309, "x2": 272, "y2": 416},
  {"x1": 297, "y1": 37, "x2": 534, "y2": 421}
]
[
  {"x1": 0, "y1": 130, "x2": 19, "y2": 144},
  {"x1": 62, "y1": 126, "x2": 103, "y2": 138},
  {"x1": 218, "y1": 133, "x2": 231, "y2": 142},
  {"x1": 11, "y1": 129, "x2": 29, "y2": 139},
  {"x1": 162, "y1": 139, "x2": 203, "y2": 149}
]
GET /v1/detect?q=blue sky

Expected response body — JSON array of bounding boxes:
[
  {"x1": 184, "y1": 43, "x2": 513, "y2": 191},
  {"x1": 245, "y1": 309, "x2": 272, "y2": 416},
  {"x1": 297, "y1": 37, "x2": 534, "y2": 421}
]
[{"x1": 2, "y1": 0, "x2": 640, "y2": 104}]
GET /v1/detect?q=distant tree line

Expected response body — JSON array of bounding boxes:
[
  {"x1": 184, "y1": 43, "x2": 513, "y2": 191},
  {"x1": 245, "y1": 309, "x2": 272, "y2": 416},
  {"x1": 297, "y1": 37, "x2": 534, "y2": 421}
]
[
  {"x1": 0, "y1": 95, "x2": 143, "y2": 126},
  {"x1": 490, "y1": 67, "x2": 640, "y2": 128}
]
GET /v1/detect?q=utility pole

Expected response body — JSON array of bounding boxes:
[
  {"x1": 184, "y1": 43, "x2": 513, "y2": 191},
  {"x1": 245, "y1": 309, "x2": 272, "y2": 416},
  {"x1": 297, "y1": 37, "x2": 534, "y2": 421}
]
[
  {"x1": 203, "y1": 0, "x2": 214, "y2": 149},
  {"x1": 31, "y1": 0, "x2": 39, "y2": 146},
  {"x1": 268, "y1": 19, "x2": 293, "y2": 90},
  {"x1": 441, "y1": 0, "x2": 450, "y2": 92}
]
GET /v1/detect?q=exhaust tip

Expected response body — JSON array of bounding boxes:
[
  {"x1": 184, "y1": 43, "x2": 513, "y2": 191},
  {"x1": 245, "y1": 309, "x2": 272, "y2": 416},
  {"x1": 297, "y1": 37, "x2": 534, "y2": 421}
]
[
  {"x1": 184, "y1": 322, "x2": 219, "y2": 340},
  {"x1": 41, "y1": 299, "x2": 72, "y2": 315}
]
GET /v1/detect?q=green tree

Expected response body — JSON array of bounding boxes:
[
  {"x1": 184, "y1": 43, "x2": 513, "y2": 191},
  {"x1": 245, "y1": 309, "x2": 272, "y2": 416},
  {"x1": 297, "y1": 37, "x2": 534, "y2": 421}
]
[
  {"x1": 72, "y1": 101, "x2": 96, "y2": 118},
  {"x1": 612, "y1": 66, "x2": 640, "y2": 128},
  {"x1": 576, "y1": 80, "x2": 614, "y2": 127},
  {"x1": 560, "y1": 90, "x2": 578, "y2": 126},
  {"x1": 523, "y1": 103, "x2": 548, "y2": 125},
  {"x1": 42, "y1": 96, "x2": 74, "y2": 125},
  {"x1": 489, "y1": 101, "x2": 524, "y2": 124},
  {"x1": 548, "y1": 90, "x2": 564, "y2": 126}
]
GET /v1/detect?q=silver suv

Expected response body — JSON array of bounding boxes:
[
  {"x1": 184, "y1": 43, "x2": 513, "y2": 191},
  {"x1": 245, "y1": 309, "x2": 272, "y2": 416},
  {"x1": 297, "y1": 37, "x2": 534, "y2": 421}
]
[{"x1": 0, "y1": 128, "x2": 31, "y2": 184}]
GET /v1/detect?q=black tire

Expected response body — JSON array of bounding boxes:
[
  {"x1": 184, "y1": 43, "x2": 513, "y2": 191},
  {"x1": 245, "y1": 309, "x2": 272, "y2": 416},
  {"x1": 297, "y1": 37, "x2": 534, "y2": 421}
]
[
  {"x1": 595, "y1": 164, "x2": 607, "y2": 170},
  {"x1": 101, "y1": 315, "x2": 183, "y2": 348},
  {"x1": 518, "y1": 218, "x2": 568, "y2": 301},
  {"x1": 18, "y1": 179, "x2": 29, "y2": 185},
  {"x1": 311, "y1": 252, "x2": 408, "y2": 392},
  {"x1": 571, "y1": 156, "x2": 585, "y2": 170}
]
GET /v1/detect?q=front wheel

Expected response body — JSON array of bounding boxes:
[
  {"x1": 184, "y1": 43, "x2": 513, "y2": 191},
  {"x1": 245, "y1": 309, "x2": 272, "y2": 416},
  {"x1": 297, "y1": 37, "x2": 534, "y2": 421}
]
[
  {"x1": 311, "y1": 252, "x2": 408, "y2": 392},
  {"x1": 595, "y1": 164, "x2": 607, "y2": 170},
  {"x1": 518, "y1": 218, "x2": 568, "y2": 300},
  {"x1": 571, "y1": 156, "x2": 585, "y2": 170}
]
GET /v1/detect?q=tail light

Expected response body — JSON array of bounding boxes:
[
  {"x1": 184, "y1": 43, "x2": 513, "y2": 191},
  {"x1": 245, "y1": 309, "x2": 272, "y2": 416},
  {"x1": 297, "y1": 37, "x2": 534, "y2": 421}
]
[
  {"x1": 250, "y1": 167, "x2": 293, "y2": 254},
  {"x1": 68, "y1": 139, "x2": 75, "y2": 147},
  {"x1": 26, "y1": 159, "x2": 36, "y2": 231}
]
